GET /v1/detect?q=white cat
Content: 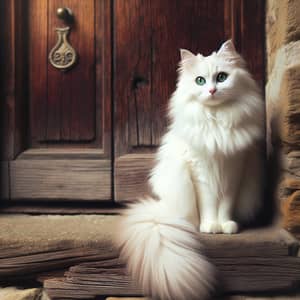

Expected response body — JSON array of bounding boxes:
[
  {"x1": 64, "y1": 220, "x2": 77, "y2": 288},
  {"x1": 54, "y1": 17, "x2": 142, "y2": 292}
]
[{"x1": 116, "y1": 40, "x2": 264, "y2": 300}]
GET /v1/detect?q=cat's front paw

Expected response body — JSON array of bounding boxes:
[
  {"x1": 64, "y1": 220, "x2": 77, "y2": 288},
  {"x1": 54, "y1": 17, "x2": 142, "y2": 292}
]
[
  {"x1": 200, "y1": 222, "x2": 222, "y2": 234},
  {"x1": 221, "y1": 220, "x2": 238, "y2": 234}
]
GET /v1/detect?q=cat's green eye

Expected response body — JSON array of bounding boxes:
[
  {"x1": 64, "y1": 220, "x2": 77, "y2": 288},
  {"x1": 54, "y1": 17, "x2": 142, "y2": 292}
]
[
  {"x1": 195, "y1": 76, "x2": 206, "y2": 86},
  {"x1": 216, "y1": 72, "x2": 228, "y2": 83}
]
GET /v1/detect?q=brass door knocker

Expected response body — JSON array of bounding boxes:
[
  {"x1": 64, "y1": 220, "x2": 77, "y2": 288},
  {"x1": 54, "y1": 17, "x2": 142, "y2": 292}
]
[{"x1": 49, "y1": 8, "x2": 77, "y2": 71}]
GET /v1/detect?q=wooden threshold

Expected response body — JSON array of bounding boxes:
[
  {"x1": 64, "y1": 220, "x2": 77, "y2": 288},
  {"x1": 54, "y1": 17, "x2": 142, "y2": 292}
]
[
  {"x1": 18, "y1": 148, "x2": 105, "y2": 160},
  {"x1": 10, "y1": 159, "x2": 111, "y2": 201},
  {"x1": 4, "y1": 148, "x2": 112, "y2": 202},
  {"x1": 0, "y1": 203, "x2": 124, "y2": 215}
]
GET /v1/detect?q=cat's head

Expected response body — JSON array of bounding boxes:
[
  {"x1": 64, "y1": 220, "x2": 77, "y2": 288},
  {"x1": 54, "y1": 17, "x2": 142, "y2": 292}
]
[{"x1": 177, "y1": 40, "x2": 247, "y2": 107}]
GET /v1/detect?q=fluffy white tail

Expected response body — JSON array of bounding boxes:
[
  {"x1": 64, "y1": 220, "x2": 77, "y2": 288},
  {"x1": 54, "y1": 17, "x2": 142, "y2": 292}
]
[{"x1": 115, "y1": 199, "x2": 216, "y2": 300}]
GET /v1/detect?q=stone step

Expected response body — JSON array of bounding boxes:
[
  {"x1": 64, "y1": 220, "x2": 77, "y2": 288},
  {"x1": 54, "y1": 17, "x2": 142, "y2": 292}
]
[{"x1": 0, "y1": 215, "x2": 299, "y2": 299}]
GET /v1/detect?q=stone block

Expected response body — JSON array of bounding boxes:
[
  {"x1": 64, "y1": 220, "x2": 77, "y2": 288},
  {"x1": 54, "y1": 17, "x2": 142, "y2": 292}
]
[
  {"x1": 266, "y1": 40, "x2": 300, "y2": 237},
  {"x1": 279, "y1": 65, "x2": 300, "y2": 147},
  {"x1": 266, "y1": 41, "x2": 300, "y2": 153},
  {"x1": 0, "y1": 287, "x2": 42, "y2": 300},
  {"x1": 282, "y1": 190, "x2": 300, "y2": 237},
  {"x1": 266, "y1": 0, "x2": 300, "y2": 74}
]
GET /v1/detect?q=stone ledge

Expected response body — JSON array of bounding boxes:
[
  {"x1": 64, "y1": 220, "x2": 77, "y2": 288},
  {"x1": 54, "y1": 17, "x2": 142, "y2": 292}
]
[
  {"x1": 0, "y1": 214, "x2": 118, "y2": 256},
  {"x1": 0, "y1": 214, "x2": 118, "y2": 282}
]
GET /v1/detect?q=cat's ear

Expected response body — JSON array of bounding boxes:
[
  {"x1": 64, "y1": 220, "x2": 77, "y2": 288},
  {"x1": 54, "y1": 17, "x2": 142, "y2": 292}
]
[
  {"x1": 180, "y1": 49, "x2": 195, "y2": 62},
  {"x1": 217, "y1": 40, "x2": 245, "y2": 67},
  {"x1": 217, "y1": 40, "x2": 236, "y2": 55}
]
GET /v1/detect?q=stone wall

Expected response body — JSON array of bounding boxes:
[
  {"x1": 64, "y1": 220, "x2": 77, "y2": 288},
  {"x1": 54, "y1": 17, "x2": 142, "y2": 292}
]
[{"x1": 266, "y1": 0, "x2": 300, "y2": 236}]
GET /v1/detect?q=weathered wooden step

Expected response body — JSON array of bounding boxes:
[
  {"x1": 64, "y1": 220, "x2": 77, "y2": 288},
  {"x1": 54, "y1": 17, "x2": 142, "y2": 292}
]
[{"x1": 43, "y1": 227, "x2": 300, "y2": 299}]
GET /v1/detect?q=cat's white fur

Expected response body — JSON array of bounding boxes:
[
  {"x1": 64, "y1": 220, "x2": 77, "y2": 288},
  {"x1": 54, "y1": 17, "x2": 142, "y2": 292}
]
[{"x1": 116, "y1": 40, "x2": 264, "y2": 300}]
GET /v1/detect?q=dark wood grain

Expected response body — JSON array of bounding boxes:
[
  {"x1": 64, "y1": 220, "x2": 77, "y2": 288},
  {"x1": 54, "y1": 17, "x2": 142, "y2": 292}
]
[
  {"x1": 240, "y1": 0, "x2": 265, "y2": 85},
  {"x1": 0, "y1": 0, "x2": 28, "y2": 204},
  {"x1": 0, "y1": 0, "x2": 30, "y2": 208},
  {"x1": 28, "y1": 0, "x2": 111, "y2": 149},
  {"x1": 2, "y1": 0, "x2": 112, "y2": 203},
  {"x1": 114, "y1": 0, "x2": 265, "y2": 202},
  {"x1": 46, "y1": 0, "x2": 95, "y2": 141},
  {"x1": 151, "y1": 0, "x2": 226, "y2": 145},
  {"x1": 96, "y1": 0, "x2": 112, "y2": 156},
  {"x1": 29, "y1": 0, "x2": 48, "y2": 145},
  {"x1": 0, "y1": 0, "x2": 12, "y2": 161},
  {"x1": 114, "y1": 0, "x2": 226, "y2": 158},
  {"x1": 14, "y1": 0, "x2": 29, "y2": 158},
  {"x1": 224, "y1": 0, "x2": 265, "y2": 85},
  {"x1": 114, "y1": 0, "x2": 152, "y2": 154},
  {"x1": 0, "y1": 162, "x2": 9, "y2": 200}
]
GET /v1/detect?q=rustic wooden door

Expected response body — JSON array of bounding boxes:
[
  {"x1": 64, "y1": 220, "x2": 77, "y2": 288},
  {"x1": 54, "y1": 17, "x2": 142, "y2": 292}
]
[
  {"x1": 1, "y1": 0, "x2": 264, "y2": 204},
  {"x1": 1, "y1": 0, "x2": 112, "y2": 202},
  {"x1": 113, "y1": 0, "x2": 265, "y2": 201}
]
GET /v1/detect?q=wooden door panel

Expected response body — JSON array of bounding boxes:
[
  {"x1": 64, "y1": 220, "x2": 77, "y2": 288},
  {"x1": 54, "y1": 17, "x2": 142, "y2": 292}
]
[
  {"x1": 30, "y1": 0, "x2": 96, "y2": 143},
  {"x1": 10, "y1": 159, "x2": 111, "y2": 201},
  {"x1": 0, "y1": 162, "x2": 9, "y2": 200},
  {"x1": 114, "y1": 0, "x2": 265, "y2": 201},
  {"x1": 2, "y1": 0, "x2": 112, "y2": 202}
]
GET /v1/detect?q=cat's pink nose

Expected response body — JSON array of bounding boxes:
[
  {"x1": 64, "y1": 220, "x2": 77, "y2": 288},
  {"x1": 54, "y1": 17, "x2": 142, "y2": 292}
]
[{"x1": 209, "y1": 88, "x2": 217, "y2": 95}]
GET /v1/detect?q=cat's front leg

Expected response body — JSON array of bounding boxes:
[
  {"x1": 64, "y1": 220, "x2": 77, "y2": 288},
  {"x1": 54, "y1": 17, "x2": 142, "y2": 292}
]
[
  {"x1": 218, "y1": 152, "x2": 246, "y2": 234},
  {"x1": 197, "y1": 184, "x2": 222, "y2": 234},
  {"x1": 218, "y1": 199, "x2": 238, "y2": 234}
]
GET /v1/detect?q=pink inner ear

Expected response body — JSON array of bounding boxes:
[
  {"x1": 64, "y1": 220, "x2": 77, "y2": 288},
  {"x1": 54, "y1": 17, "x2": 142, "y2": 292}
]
[{"x1": 180, "y1": 49, "x2": 195, "y2": 62}]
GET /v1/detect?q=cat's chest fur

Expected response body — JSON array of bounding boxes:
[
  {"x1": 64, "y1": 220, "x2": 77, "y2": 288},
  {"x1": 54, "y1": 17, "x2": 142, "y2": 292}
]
[
  {"x1": 175, "y1": 116, "x2": 259, "y2": 156},
  {"x1": 184, "y1": 146, "x2": 245, "y2": 196},
  {"x1": 163, "y1": 128, "x2": 246, "y2": 197}
]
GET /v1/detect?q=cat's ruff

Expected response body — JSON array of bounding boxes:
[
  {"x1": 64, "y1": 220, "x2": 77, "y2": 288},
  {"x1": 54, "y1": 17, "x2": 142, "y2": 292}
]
[{"x1": 116, "y1": 40, "x2": 264, "y2": 300}]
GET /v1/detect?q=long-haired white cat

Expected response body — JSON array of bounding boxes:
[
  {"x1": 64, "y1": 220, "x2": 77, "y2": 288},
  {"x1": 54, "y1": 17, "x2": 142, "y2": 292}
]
[{"x1": 116, "y1": 40, "x2": 264, "y2": 300}]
